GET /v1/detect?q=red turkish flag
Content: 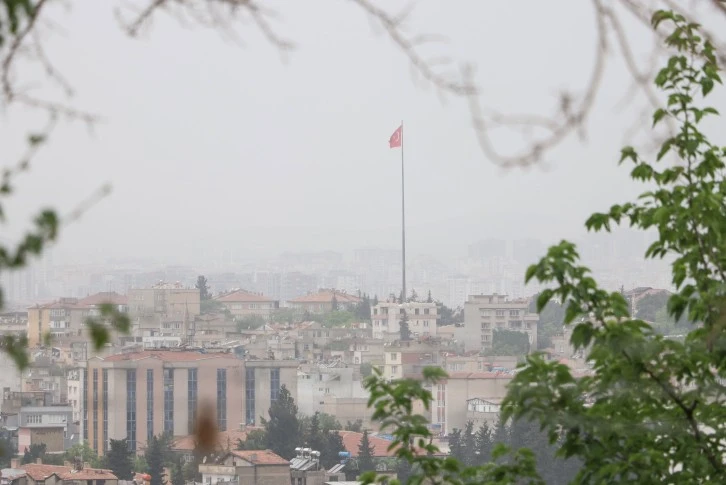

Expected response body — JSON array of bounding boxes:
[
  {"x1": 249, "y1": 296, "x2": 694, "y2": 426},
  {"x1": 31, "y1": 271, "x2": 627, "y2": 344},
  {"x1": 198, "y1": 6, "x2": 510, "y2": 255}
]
[{"x1": 389, "y1": 125, "x2": 402, "y2": 148}]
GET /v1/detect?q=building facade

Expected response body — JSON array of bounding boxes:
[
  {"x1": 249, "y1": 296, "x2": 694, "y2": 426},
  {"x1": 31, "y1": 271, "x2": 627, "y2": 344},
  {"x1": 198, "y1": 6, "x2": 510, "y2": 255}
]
[
  {"x1": 462, "y1": 294, "x2": 538, "y2": 353},
  {"x1": 288, "y1": 290, "x2": 361, "y2": 314},
  {"x1": 82, "y1": 350, "x2": 297, "y2": 455},
  {"x1": 214, "y1": 290, "x2": 279, "y2": 321},
  {"x1": 371, "y1": 302, "x2": 438, "y2": 340},
  {"x1": 127, "y1": 283, "x2": 200, "y2": 337}
]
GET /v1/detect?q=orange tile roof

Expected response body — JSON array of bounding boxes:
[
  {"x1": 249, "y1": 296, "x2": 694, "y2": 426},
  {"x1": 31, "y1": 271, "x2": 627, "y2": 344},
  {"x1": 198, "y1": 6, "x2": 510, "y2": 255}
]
[
  {"x1": 216, "y1": 290, "x2": 275, "y2": 303},
  {"x1": 230, "y1": 449, "x2": 289, "y2": 465},
  {"x1": 77, "y1": 292, "x2": 128, "y2": 306},
  {"x1": 289, "y1": 290, "x2": 362, "y2": 304},
  {"x1": 102, "y1": 350, "x2": 240, "y2": 362},
  {"x1": 446, "y1": 371, "x2": 515, "y2": 379},
  {"x1": 22, "y1": 464, "x2": 117, "y2": 481}
]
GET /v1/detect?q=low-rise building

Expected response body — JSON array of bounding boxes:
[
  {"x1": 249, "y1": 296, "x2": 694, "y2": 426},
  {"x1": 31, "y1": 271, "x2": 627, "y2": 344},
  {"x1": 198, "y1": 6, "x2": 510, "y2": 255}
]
[
  {"x1": 462, "y1": 294, "x2": 538, "y2": 353},
  {"x1": 215, "y1": 290, "x2": 279, "y2": 321},
  {"x1": 199, "y1": 449, "x2": 290, "y2": 485},
  {"x1": 288, "y1": 290, "x2": 361, "y2": 314},
  {"x1": 17, "y1": 404, "x2": 75, "y2": 454},
  {"x1": 297, "y1": 362, "x2": 368, "y2": 416},
  {"x1": 21, "y1": 462, "x2": 117, "y2": 485},
  {"x1": 371, "y1": 302, "x2": 438, "y2": 340}
]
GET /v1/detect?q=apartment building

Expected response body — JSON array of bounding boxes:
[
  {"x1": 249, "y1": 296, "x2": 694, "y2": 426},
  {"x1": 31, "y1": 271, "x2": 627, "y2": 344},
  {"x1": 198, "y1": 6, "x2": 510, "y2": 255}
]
[
  {"x1": 81, "y1": 350, "x2": 297, "y2": 455},
  {"x1": 296, "y1": 362, "x2": 368, "y2": 416},
  {"x1": 381, "y1": 341, "x2": 441, "y2": 381},
  {"x1": 214, "y1": 290, "x2": 279, "y2": 321},
  {"x1": 27, "y1": 292, "x2": 128, "y2": 347},
  {"x1": 462, "y1": 294, "x2": 538, "y2": 353},
  {"x1": 288, "y1": 290, "x2": 361, "y2": 314},
  {"x1": 371, "y1": 301, "x2": 438, "y2": 340},
  {"x1": 17, "y1": 404, "x2": 75, "y2": 454},
  {"x1": 128, "y1": 282, "x2": 200, "y2": 337}
]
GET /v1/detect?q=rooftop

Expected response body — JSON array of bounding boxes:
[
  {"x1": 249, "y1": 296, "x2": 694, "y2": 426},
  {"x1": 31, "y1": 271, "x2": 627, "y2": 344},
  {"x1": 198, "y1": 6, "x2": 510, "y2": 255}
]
[
  {"x1": 216, "y1": 290, "x2": 275, "y2": 303},
  {"x1": 22, "y1": 464, "x2": 117, "y2": 481},
  {"x1": 229, "y1": 449, "x2": 289, "y2": 466},
  {"x1": 101, "y1": 350, "x2": 240, "y2": 363},
  {"x1": 77, "y1": 291, "x2": 128, "y2": 306}
]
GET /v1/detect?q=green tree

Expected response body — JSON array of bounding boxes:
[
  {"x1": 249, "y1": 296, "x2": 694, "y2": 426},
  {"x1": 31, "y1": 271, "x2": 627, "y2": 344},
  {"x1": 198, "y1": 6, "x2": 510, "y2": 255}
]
[
  {"x1": 426, "y1": 290, "x2": 433, "y2": 303},
  {"x1": 0, "y1": 432, "x2": 15, "y2": 468},
  {"x1": 236, "y1": 315, "x2": 267, "y2": 331},
  {"x1": 146, "y1": 435, "x2": 166, "y2": 485},
  {"x1": 448, "y1": 428, "x2": 464, "y2": 462},
  {"x1": 331, "y1": 293, "x2": 339, "y2": 311},
  {"x1": 64, "y1": 442, "x2": 102, "y2": 468},
  {"x1": 182, "y1": 460, "x2": 199, "y2": 483},
  {"x1": 106, "y1": 439, "x2": 134, "y2": 480},
  {"x1": 358, "y1": 430, "x2": 376, "y2": 474},
  {"x1": 195, "y1": 275, "x2": 211, "y2": 300},
  {"x1": 462, "y1": 421, "x2": 476, "y2": 467},
  {"x1": 359, "y1": 362, "x2": 373, "y2": 378},
  {"x1": 134, "y1": 455, "x2": 149, "y2": 474},
  {"x1": 321, "y1": 310, "x2": 357, "y2": 328},
  {"x1": 22, "y1": 443, "x2": 46, "y2": 465},
  {"x1": 408, "y1": 288, "x2": 418, "y2": 303},
  {"x1": 262, "y1": 385, "x2": 301, "y2": 459},
  {"x1": 170, "y1": 457, "x2": 185, "y2": 485},
  {"x1": 355, "y1": 294, "x2": 372, "y2": 321},
  {"x1": 484, "y1": 329, "x2": 530, "y2": 356},
  {"x1": 474, "y1": 422, "x2": 493, "y2": 466},
  {"x1": 237, "y1": 429, "x2": 267, "y2": 450},
  {"x1": 321, "y1": 429, "x2": 345, "y2": 469},
  {"x1": 399, "y1": 311, "x2": 411, "y2": 341},
  {"x1": 345, "y1": 419, "x2": 363, "y2": 432}
]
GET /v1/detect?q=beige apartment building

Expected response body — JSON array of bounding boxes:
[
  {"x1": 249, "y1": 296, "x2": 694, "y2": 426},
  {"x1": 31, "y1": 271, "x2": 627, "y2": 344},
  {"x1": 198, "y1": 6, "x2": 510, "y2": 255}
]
[
  {"x1": 27, "y1": 292, "x2": 128, "y2": 347},
  {"x1": 128, "y1": 282, "x2": 200, "y2": 337},
  {"x1": 81, "y1": 350, "x2": 297, "y2": 456},
  {"x1": 462, "y1": 294, "x2": 539, "y2": 353},
  {"x1": 288, "y1": 290, "x2": 361, "y2": 314},
  {"x1": 214, "y1": 290, "x2": 279, "y2": 321},
  {"x1": 371, "y1": 301, "x2": 438, "y2": 340}
]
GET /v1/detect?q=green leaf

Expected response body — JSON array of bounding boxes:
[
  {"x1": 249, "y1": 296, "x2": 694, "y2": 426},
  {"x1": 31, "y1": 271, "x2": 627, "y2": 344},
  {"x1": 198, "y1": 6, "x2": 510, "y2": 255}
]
[{"x1": 652, "y1": 108, "x2": 667, "y2": 127}]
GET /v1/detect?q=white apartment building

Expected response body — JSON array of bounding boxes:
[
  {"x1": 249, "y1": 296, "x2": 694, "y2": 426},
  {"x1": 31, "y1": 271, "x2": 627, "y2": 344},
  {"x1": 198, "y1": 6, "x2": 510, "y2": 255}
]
[
  {"x1": 463, "y1": 294, "x2": 539, "y2": 353},
  {"x1": 296, "y1": 362, "x2": 368, "y2": 416},
  {"x1": 371, "y1": 301, "x2": 438, "y2": 340}
]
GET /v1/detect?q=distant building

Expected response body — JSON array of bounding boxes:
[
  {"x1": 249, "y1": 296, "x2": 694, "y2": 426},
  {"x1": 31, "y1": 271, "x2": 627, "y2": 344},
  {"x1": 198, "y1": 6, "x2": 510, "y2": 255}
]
[
  {"x1": 462, "y1": 294, "x2": 538, "y2": 353},
  {"x1": 82, "y1": 350, "x2": 297, "y2": 455},
  {"x1": 127, "y1": 282, "x2": 200, "y2": 338},
  {"x1": 288, "y1": 290, "x2": 361, "y2": 314},
  {"x1": 371, "y1": 302, "x2": 438, "y2": 340},
  {"x1": 214, "y1": 290, "x2": 279, "y2": 321},
  {"x1": 27, "y1": 292, "x2": 128, "y2": 347},
  {"x1": 296, "y1": 362, "x2": 368, "y2": 417}
]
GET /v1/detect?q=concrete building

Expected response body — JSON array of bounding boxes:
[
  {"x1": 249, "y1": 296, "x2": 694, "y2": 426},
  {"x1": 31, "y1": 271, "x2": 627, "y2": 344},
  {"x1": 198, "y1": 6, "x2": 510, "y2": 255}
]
[
  {"x1": 127, "y1": 282, "x2": 200, "y2": 337},
  {"x1": 214, "y1": 290, "x2": 279, "y2": 321},
  {"x1": 288, "y1": 290, "x2": 361, "y2": 314},
  {"x1": 296, "y1": 362, "x2": 368, "y2": 417},
  {"x1": 371, "y1": 302, "x2": 438, "y2": 340},
  {"x1": 199, "y1": 449, "x2": 290, "y2": 485},
  {"x1": 462, "y1": 294, "x2": 538, "y2": 353},
  {"x1": 27, "y1": 292, "x2": 128, "y2": 347},
  {"x1": 17, "y1": 404, "x2": 75, "y2": 454},
  {"x1": 381, "y1": 341, "x2": 441, "y2": 382},
  {"x1": 82, "y1": 350, "x2": 297, "y2": 455},
  {"x1": 430, "y1": 371, "x2": 514, "y2": 434}
]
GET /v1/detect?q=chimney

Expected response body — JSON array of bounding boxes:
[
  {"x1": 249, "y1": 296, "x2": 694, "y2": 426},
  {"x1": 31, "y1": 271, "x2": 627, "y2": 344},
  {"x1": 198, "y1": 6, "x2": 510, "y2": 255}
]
[
  {"x1": 36, "y1": 458, "x2": 42, "y2": 464},
  {"x1": 10, "y1": 458, "x2": 19, "y2": 469}
]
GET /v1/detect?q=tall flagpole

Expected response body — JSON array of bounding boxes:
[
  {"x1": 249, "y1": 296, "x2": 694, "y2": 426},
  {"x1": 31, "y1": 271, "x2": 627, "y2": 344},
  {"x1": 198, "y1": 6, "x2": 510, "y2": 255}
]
[{"x1": 401, "y1": 120, "x2": 406, "y2": 304}]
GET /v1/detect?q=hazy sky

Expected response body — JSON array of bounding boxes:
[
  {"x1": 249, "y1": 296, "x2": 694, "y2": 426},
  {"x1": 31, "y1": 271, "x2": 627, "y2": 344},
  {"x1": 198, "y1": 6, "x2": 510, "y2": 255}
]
[{"x1": 3, "y1": 0, "x2": 725, "y2": 265}]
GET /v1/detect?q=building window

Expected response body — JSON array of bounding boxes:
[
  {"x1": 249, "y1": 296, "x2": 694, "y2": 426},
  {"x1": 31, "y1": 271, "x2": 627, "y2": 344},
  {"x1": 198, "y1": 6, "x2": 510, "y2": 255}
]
[
  {"x1": 424, "y1": 308, "x2": 430, "y2": 315},
  {"x1": 188, "y1": 368, "x2": 198, "y2": 434},
  {"x1": 245, "y1": 368, "x2": 255, "y2": 425},
  {"x1": 216, "y1": 369, "x2": 227, "y2": 432},
  {"x1": 164, "y1": 369, "x2": 174, "y2": 434},
  {"x1": 495, "y1": 310, "x2": 506, "y2": 317},
  {"x1": 415, "y1": 308, "x2": 420, "y2": 315},
  {"x1": 102, "y1": 369, "x2": 108, "y2": 451},
  {"x1": 82, "y1": 369, "x2": 88, "y2": 442},
  {"x1": 127, "y1": 370, "x2": 136, "y2": 452},
  {"x1": 92, "y1": 369, "x2": 98, "y2": 452},
  {"x1": 509, "y1": 310, "x2": 520, "y2": 317},
  {"x1": 270, "y1": 368, "x2": 280, "y2": 402},
  {"x1": 391, "y1": 366, "x2": 398, "y2": 375},
  {"x1": 26, "y1": 414, "x2": 42, "y2": 424},
  {"x1": 391, "y1": 353, "x2": 397, "y2": 361},
  {"x1": 147, "y1": 369, "x2": 154, "y2": 442}
]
